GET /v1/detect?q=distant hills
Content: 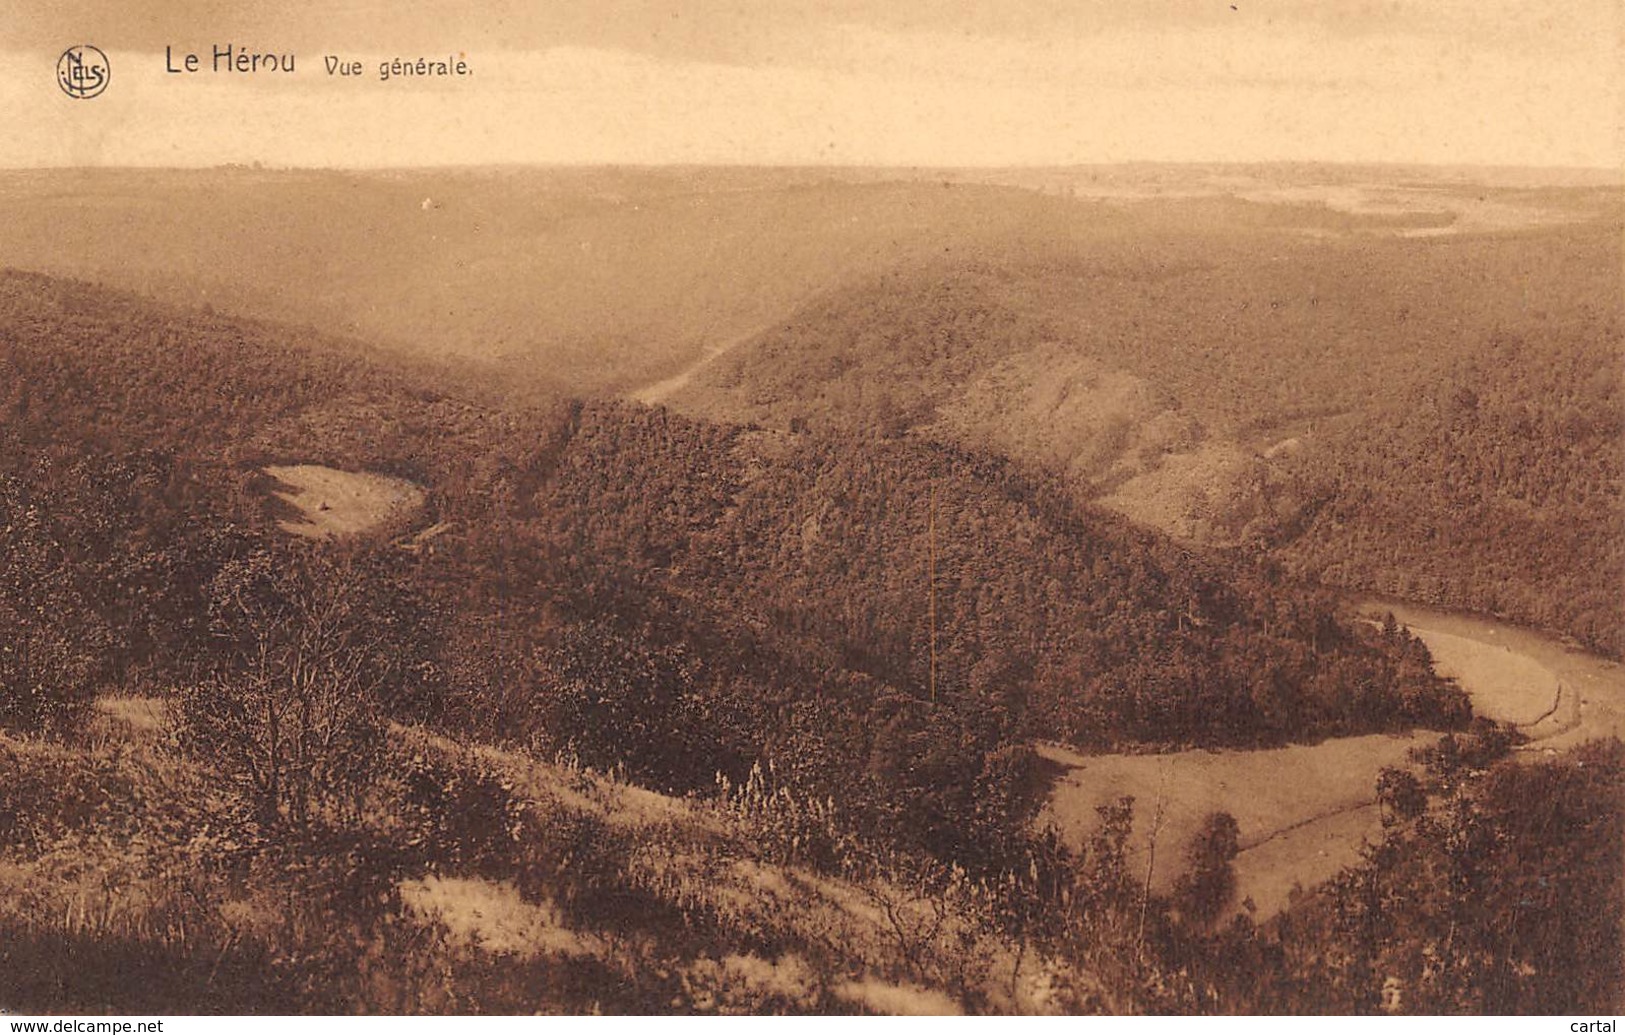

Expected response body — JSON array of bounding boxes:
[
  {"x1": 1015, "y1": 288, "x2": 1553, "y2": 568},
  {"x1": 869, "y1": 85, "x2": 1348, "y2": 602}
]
[
  {"x1": 2, "y1": 166, "x2": 1612, "y2": 396},
  {"x1": 663, "y1": 190, "x2": 1623, "y2": 656},
  {"x1": 0, "y1": 268, "x2": 1465, "y2": 851}
]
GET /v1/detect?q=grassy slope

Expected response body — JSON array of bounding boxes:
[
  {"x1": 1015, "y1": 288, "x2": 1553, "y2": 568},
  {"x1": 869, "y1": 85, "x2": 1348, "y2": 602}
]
[{"x1": 0, "y1": 715, "x2": 1052, "y2": 1015}]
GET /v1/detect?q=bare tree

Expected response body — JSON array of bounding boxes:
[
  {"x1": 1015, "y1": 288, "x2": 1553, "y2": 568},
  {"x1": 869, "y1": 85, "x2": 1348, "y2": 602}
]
[
  {"x1": 176, "y1": 550, "x2": 413, "y2": 828},
  {"x1": 0, "y1": 474, "x2": 113, "y2": 736}
]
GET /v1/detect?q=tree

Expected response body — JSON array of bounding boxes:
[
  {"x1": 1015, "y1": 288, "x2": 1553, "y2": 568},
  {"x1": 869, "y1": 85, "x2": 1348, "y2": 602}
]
[
  {"x1": 0, "y1": 474, "x2": 112, "y2": 735},
  {"x1": 176, "y1": 548, "x2": 428, "y2": 827},
  {"x1": 1174, "y1": 811, "x2": 1241, "y2": 928},
  {"x1": 1376, "y1": 766, "x2": 1427, "y2": 825}
]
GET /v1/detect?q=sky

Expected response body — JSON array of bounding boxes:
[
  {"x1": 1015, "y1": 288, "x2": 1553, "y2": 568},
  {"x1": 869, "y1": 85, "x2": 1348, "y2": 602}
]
[{"x1": 1, "y1": 0, "x2": 1619, "y2": 168}]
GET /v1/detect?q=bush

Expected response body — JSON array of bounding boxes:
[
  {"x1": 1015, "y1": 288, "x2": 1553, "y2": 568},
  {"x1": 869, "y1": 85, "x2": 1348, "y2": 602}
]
[
  {"x1": 175, "y1": 549, "x2": 431, "y2": 827},
  {"x1": 0, "y1": 474, "x2": 111, "y2": 736}
]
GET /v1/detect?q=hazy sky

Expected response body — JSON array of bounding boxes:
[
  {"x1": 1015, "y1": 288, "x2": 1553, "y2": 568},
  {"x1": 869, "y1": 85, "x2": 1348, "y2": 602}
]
[{"x1": 2, "y1": 0, "x2": 1618, "y2": 167}]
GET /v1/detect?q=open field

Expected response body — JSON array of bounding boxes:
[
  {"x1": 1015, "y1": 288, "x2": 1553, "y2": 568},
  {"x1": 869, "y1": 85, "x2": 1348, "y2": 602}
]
[
  {"x1": 1039, "y1": 733, "x2": 1421, "y2": 918},
  {"x1": 263, "y1": 464, "x2": 425, "y2": 538}
]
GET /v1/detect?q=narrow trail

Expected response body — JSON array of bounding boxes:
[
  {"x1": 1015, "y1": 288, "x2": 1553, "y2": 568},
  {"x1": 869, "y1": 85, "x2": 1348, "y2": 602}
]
[
  {"x1": 1236, "y1": 797, "x2": 1379, "y2": 855},
  {"x1": 629, "y1": 292, "x2": 826, "y2": 407},
  {"x1": 630, "y1": 321, "x2": 769, "y2": 406},
  {"x1": 1513, "y1": 680, "x2": 1584, "y2": 743}
]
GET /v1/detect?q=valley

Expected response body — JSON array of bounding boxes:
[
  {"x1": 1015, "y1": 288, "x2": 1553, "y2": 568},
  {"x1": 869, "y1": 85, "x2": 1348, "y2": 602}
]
[
  {"x1": 0, "y1": 164, "x2": 1619, "y2": 1014},
  {"x1": 1044, "y1": 601, "x2": 1625, "y2": 920}
]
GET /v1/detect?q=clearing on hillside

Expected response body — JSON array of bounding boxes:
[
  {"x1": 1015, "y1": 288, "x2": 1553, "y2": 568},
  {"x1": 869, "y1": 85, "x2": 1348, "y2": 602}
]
[
  {"x1": 263, "y1": 464, "x2": 425, "y2": 538},
  {"x1": 1038, "y1": 732, "x2": 1424, "y2": 919}
]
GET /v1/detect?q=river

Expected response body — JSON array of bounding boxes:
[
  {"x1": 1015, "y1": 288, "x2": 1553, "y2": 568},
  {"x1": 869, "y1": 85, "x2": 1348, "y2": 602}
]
[{"x1": 1038, "y1": 600, "x2": 1625, "y2": 919}]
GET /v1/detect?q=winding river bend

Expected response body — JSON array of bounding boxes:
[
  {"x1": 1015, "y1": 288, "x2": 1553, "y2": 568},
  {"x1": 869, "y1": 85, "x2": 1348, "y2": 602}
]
[{"x1": 1039, "y1": 601, "x2": 1625, "y2": 919}]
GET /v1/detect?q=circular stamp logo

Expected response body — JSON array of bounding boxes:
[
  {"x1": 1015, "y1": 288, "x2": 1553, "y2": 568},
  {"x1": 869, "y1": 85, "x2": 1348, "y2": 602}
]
[{"x1": 57, "y1": 45, "x2": 110, "y2": 99}]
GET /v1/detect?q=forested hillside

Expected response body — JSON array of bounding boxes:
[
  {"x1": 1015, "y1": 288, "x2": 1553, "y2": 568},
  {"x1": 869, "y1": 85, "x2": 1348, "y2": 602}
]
[
  {"x1": 673, "y1": 214, "x2": 1624, "y2": 655},
  {"x1": 2, "y1": 259, "x2": 1617, "y2": 1014},
  {"x1": 0, "y1": 271, "x2": 1464, "y2": 860},
  {"x1": 1260, "y1": 738, "x2": 1625, "y2": 1013}
]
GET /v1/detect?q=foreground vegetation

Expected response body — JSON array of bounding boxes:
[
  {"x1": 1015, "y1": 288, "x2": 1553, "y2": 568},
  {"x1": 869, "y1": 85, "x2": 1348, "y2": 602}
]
[{"x1": 2, "y1": 683, "x2": 1618, "y2": 1013}]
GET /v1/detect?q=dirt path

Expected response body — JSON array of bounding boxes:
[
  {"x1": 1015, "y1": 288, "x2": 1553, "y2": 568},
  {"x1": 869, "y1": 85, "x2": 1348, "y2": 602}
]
[
  {"x1": 1040, "y1": 601, "x2": 1625, "y2": 919},
  {"x1": 631, "y1": 323, "x2": 770, "y2": 407},
  {"x1": 630, "y1": 293, "x2": 826, "y2": 407}
]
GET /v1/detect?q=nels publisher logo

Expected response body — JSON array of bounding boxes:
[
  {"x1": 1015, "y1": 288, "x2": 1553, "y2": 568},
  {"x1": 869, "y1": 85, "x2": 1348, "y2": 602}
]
[{"x1": 57, "y1": 44, "x2": 110, "y2": 99}]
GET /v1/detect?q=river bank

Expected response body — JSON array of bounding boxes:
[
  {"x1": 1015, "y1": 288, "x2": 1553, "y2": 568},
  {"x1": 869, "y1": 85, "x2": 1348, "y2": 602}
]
[{"x1": 1039, "y1": 600, "x2": 1625, "y2": 919}]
